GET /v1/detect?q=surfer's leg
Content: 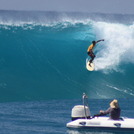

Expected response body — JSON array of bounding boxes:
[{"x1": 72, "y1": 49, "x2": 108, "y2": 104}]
[
  {"x1": 89, "y1": 58, "x2": 92, "y2": 63},
  {"x1": 90, "y1": 53, "x2": 95, "y2": 63},
  {"x1": 88, "y1": 52, "x2": 95, "y2": 66},
  {"x1": 89, "y1": 57, "x2": 93, "y2": 66},
  {"x1": 89, "y1": 62, "x2": 91, "y2": 67}
]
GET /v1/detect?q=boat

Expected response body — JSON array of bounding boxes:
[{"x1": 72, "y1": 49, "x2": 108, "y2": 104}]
[{"x1": 66, "y1": 93, "x2": 134, "y2": 132}]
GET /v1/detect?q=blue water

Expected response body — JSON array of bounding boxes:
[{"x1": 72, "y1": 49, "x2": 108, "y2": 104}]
[
  {"x1": 0, "y1": 10, "x2": 134, "y2": 133},
  {"x1": 0, "y1": 98, "x2": 134, "y2": 134},
  {"x1": 0, "y1": 10, "x2": 134, "y2": 101}
]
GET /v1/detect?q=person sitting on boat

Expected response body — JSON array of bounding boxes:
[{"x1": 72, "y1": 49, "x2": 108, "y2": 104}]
[{"x1": 93, "y1": 99, "x2": 121, "y2": 120}]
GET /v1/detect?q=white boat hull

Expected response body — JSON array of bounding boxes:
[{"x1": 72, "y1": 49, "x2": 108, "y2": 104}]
[{"x1": 67, "y1": 117, "x2": 134, "y2": 131}]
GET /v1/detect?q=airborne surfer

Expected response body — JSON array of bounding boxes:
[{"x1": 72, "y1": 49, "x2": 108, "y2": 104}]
[{"x1": 87, "y1": 39, "x2": 104, "y2": 65}]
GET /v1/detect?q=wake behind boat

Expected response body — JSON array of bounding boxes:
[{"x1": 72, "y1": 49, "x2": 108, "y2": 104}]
[{"x1": 66, "y1": 93, "x2": 134, "y2": 132}]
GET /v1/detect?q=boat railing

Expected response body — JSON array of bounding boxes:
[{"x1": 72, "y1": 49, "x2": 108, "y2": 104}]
[{"x1": 82, "y1": 93, "x2": 90, "y2": 119}]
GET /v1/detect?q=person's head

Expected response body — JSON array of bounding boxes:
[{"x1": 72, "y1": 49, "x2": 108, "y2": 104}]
[
  {"x1": 110, "y1": 99, "x2": 119, "y2": 109},
  {"x1": 92, "y1": 41, "x2": 96, "y2": 45}
]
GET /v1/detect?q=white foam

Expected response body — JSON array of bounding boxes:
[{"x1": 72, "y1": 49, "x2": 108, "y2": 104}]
[
  {"x1": 106, "y1": 84, "x2": 134, "y2": 97},
  {"x1": 93, "y1": 22, "x2": 134, "y2": 71}
]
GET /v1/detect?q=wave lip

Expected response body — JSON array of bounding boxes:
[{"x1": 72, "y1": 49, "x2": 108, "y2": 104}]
[{"x1": 0, "y1": 10, "x2": 134, "y2": 26}]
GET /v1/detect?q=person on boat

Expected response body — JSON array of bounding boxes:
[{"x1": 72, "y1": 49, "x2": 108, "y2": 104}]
[
  {"x1": 93, "y1": 99, "x2": 121, "y2": 120},
  {"x1": 87, "y1": 39, "x2": 104, "y2": 65}
]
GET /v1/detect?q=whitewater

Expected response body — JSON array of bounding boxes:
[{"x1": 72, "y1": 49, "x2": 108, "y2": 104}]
[{"x1": 0, "y1": 10, "x2": 134, "y2": 102}]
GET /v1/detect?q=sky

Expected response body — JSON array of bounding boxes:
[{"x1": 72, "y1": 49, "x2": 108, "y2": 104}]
[{"x1": 0, "y1": 0, "x2": 134, "y2": 14}]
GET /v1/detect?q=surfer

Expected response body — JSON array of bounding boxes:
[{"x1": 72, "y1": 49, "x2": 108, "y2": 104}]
[
  {"x1": 93, "y1": 99, "x2": 121, "y2": 120},
  {"x1": 87, "y1": 39, "x2": 104, "y2": 65}
]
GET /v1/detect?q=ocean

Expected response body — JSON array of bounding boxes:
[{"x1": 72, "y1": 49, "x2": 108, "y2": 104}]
[{"x1": 0, "y1": 10, "x2": 134, "y2": 134}]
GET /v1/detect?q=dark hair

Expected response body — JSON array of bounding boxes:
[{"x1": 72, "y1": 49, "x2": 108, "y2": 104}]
[{"x1": 92, "y1": 41, "x2": 96, "y2": 44}]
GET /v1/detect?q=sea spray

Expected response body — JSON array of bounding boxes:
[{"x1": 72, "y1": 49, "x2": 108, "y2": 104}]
[{"x1": 94, "y1": 22, "x2": 134, "y2": 71}]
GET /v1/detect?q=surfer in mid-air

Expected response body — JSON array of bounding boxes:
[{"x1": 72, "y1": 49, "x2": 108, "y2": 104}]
[{"x1": 87, "y1": 39, "x2": 104, "y2": 66}]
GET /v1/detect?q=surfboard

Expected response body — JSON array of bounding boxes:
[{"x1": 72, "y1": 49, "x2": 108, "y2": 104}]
[{"x1": 86, "y1": 60, "x2": 95, "y2": 71}]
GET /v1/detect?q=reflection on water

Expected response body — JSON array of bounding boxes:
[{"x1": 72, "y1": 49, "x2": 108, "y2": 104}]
[{"x1": 67, "y1": 129, "x2": 131, "y2": 134}]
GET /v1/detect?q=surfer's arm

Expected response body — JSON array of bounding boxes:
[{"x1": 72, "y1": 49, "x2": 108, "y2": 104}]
[{"x1": 96, "y1": 39, "x2": 104, "y2": 43}]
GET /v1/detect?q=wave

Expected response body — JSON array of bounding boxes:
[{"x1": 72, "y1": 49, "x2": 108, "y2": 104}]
[
  {"x1": 2, "y1": 22, "x2": 134, "y2": 72},
  {"x1": 0, "y1": 10, "x2": 134, "y2": 102}
]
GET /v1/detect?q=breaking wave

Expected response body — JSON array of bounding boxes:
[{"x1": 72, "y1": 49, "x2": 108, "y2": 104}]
[{"x1": 0, "y1": 10, "x2": 134, "y2": 102}]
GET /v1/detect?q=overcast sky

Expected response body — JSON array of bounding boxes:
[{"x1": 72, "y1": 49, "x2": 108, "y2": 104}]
[{"x1": 0, "y1": 0, "x2": 134, "y2": 14}]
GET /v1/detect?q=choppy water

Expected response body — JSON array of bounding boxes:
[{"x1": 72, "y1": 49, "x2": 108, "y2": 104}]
[{"x1": 0, "y1": 98, "x2": 134, "y2": 134}]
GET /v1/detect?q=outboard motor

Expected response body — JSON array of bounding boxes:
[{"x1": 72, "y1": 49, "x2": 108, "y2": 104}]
[{"x1": 71, "y1": 93, "x2": 91, "y2": 121}]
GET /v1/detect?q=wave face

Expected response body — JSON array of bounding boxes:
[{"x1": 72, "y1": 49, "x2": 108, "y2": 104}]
[{"x1": 0, "y1": 10, "x2": 134, "y2": 102}]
